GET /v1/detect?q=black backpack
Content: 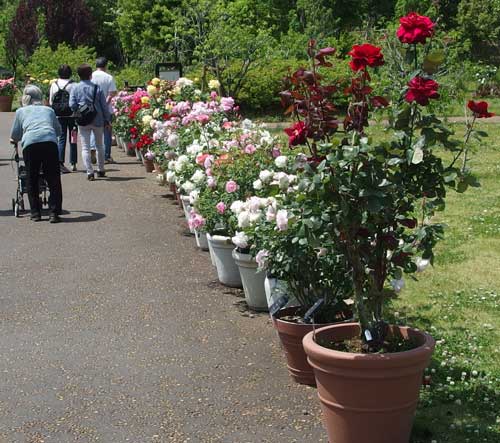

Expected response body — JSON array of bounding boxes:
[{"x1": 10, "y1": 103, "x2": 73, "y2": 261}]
[
  {"x1": 75, "y1": 85, "x2": 98, "y2": 126},
  {"x1": 52, "y1": 80, "x2": 73, "y2": 117}
]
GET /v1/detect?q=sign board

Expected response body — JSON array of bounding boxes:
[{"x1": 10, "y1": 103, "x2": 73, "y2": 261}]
[{"x1": 155, "y1": 63, "x2": 183, "y2": 81}]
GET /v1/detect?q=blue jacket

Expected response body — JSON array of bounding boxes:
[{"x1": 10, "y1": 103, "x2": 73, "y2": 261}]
[
  {"x1": 69, "y1": 80, "x2": 111, "y2": 127},
  {"x1": 10, "y1": 105, "x2": 62, "y2": 150}
]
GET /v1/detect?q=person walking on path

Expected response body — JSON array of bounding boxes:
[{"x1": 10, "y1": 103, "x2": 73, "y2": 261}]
[
  {"x1": 10, "y1": 85, "x2": 63, "y2": 223},
  {"x1": 69, "y1": 64, "x2": 111, "y2": 181},
  {"x1": 49, "y1": 64, "x2": 77, "y2": 174},
  {"x1": 90, "y1": 57, "x2": 117, "y2": 164}
]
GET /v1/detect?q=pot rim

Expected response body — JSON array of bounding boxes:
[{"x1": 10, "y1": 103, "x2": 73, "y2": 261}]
[{"x1": 303, "y1": 322, "x2": 435, "y2": 365}]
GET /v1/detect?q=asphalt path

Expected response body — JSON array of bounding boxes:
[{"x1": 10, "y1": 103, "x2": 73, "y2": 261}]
[{"x1": 0, "y1": 113, "x2": 325, "y2": 443}]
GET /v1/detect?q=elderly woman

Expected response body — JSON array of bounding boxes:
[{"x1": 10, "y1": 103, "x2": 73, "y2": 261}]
[{"x1": 10, "y1": 85, "x2": 63, "y2": 223}]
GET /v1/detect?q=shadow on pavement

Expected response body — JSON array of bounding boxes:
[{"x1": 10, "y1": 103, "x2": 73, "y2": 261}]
[
  {"x1": 60, "y1": 210, "x2": 105, "y2": 223},
  {"x1": 105, "y1": 176, "x2": 144, "y2": 182}
]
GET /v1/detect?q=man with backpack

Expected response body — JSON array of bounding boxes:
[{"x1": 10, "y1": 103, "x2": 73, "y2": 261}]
[
  {"x1": 49, "y1": 64, "x2": 77, "y2": 173},
  {"x1": 69, "y1": 64, "x2": 111, "y2": 181}
]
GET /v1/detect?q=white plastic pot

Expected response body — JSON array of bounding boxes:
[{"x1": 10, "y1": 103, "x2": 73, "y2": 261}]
[
  {"x1": 232, "y1": 249, "x2": 268, "y2": 311},
  {"x1": 206, "y1": 234, "x2": 216, "y2": 266},
  {"x1": 195, "y1": 229, "x2": 209, "y2": 251},
  {"x1": 207, "y1": 235, "x2": 242, "y2": 287},
  {"x1": 180, "y1": 196, "x2": 195, "y2": 233}
]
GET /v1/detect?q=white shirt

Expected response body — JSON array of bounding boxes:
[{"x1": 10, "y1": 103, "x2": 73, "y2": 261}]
[
  {"x1": 49, "y1": 79, "x2": 75, "y2": 105},
  {"x1": 91, "y1": 70, "x2": 117, "y2": 112}
]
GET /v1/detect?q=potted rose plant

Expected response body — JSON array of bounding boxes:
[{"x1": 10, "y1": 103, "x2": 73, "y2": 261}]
[
  {"x1": 284, "y1": 14, "x2": 492, "y2": 443},
  {"x1": 0, "y1": 77, "x2": 16, "y2": 112}
]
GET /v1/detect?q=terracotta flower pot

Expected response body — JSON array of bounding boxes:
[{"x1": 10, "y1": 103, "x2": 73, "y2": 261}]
[
  {"x1": 0, "y1": 95, "x2": 13, "y2": 112},
  {"x1": 302, "y1": 323, "x2": 435, "y2": 443},
  {"x1": 272, "y1": 306, "x2": 338, "y2": 386},
  {"x1": 144, "y1": 158, "x2": 154, "y2": 173}
]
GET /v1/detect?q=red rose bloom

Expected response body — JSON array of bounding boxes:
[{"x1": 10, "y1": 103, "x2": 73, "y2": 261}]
[
  {"x1": 397, "y1": 12, "x2": 435, "y2": 44},
  {"x1": 467, "y1": 100, "x2": 495, "y2": 118},
  {"x1": 348, "y1": 44, "x2": 384, "y2": 71},
  {"x1": 405, "y1": 76, "x2": 439, "y2": 106},
  {"x1": 284, "y1": 121, "x2": 308, "y2": 146}
]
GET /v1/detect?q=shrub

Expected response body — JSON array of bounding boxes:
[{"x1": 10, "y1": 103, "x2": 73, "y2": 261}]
[
  {"x1": 114, "y1": 66, "x2": 151, "y2": 90},
  {"x1": 22, "y1": 43, "x2": 96, "y2": 81}
]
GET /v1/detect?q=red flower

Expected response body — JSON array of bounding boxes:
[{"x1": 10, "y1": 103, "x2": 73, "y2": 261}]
[
  {"x1": 405, "y1": 76, "x2": 439, "y2": 106},
  {"x1": 467, "y1": 100, "x2": 495, "y2": 118},
  {"x1": 284, "y1": 121, "x2": 308, "y2": 146},
  {"x1": 348, "y1": 44, "x2": 384, "y2": 71},
  {"x1": 397, "y1": 12, "x2": 435, "y2": 45}
]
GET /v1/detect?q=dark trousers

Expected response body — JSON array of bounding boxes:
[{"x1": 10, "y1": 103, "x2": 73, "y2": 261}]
[
  {"x1": 58, "y1": 118, "x2": 78, "y2": 165},
  {"x1": 23, "y1": 142, "x2": 63, "y2": 216}
]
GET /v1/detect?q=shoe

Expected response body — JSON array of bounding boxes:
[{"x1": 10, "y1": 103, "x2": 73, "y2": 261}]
[
  {"x1": 105, "y1": 157, "x2": 115, "y2": 164},
  {"x1": 30, "y1": 213, "x2": 42, "y2": 222},
  {"x1": 87, "y1": 173, "x2": 95, "y2": 181},
  {"x1": 71, "y1": 163, "x2": 77, "y2": 172},
  {"x1": 60, "y1": 164, "x2": 71, "y2": 174},
  {"x1": 97, "y1": 171, "x2": 106, "y2": 178},
  {"x1": 90, "y1": 150, "x2": 97, "y2": 164},
  {"x1": 49, "y1": 214, "x2": 61, "y2": 223}
]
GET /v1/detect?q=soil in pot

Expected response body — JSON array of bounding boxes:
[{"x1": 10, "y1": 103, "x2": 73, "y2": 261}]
[
  {"x1": 303, "y1": 323, "x2": 435, "y2": 443},
  {"x1": 272, "y1": 306, "x2": 352, "y2": 386}
]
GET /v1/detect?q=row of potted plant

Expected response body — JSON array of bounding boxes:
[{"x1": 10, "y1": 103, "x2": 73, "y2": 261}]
[{"x1": 112, "y1": 12, "x2": 494, "y2": 442}]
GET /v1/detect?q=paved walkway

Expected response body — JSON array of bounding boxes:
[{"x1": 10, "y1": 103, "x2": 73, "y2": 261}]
[{"x1": 0, "y1": 113, "x2": 325, "y2": 443}]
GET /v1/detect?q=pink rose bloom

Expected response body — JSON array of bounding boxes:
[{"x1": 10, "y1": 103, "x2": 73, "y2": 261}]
[
  {"x1": 221, "y1": 97, "x2": 235, "y2": 112},
  {"x1": 207, "y1": 177, "x2": 217, "y2": 188},
  {"x1": 204, "y1": 156, "x2": 213, "y2": 169},
  {"x1": 225, "y1": 180, "x2": 238, "y2": 193},
  {"x1": 276, "y1": 209, "x2": 289, "y2": 231},
  {"x1": 196, "y1": 153, "x2": 210, "y2": 166},
  {"x1": 210, "y1": 91, "x2": 218, "y2": 100},
  {"x1": 196, "y1": 114, "x2": 210, "y2": 125},
  {"x1": 206, "y1": 167, "x2": 213, "y2": 176},
  {"x1": 244, "y1": 144, "x2": 256, "y2": 154},
  {"x1": 216, "y1": 202, "x2": 226, "y2": 214},
  {"x1": 222, "y1": 121, "x2": 233, "y2": 130},
  {"x1": 272, "y1": 147, "x2": 282, "y2": 158},
  {"x1": 255, "y1": 250, "x2": 269, "y2": 269},
  {"x1": 188, "y1": 212, "x2": 205, "y2": 230}
]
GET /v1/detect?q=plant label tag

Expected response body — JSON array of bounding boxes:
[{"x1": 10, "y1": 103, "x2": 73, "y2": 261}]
[
  {"x1": 270, "y1": 295, "x2": 289, "y2": 317},
  {"x1": 364, "y1": 329, "x2": 373, "y2": 342},
  {"x1": 303, "y1": 298, "x2": 325, "y2": 324}
]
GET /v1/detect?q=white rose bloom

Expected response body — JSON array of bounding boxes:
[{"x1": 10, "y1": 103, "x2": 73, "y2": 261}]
[
  {"x1": 142, "y1": 115, "x2": 153, "y2": 126},
  {"x1": 241, "y1": 119, "x2": 255, "y2": 129},
  {"x1": 176, "y1": 77, "x2": 194, "y2": 88},
  {"x1": 182, "y1": 180, "x2": 195, "y2": 193},
  {"x1": 230, "y1": 200, "x2": 245, "y2": 215},
  {"x1": 166, "y1": 171, "x2": 176, "y2": 183},
  {"x1": 232, "y1": 231, "x2": 249, "y2": 249},
  {"x1": 275, "y1": 155, "x2": 288, "y2": 168},
  {"x1": 266, "y1": 206, "x2": 276, "y2": 221},
  {"x1": 259, "y1": 130, "x2": 273, "y2": 145},
  {"x1": 249, "y1": 212, "x2": 262, "y2": 224},
  {"x1": 194, "y1": 89, "x2": 202, "y2": 95},
  {"x1": 168, "y1": 160, "x2": 176, "y2": 170},
  {"x1": 153, "y1": 108, "x2": 160, "y2": 118},
  {"x1": 248, "y1": 196, "x2": 262, "y2": 212},
  {"x1": 253, "y1": 179, "x2": 263, "y2": 190},
  {"x1": 191, "y1": 169, "x2": 206, "y2": 184},
  {"x1": 259, "y1": 170, "x2": 273, "y2": 183},
  {"x1": 208, "y1": 79, "x2": 220, "y2": 90},
  {"x1": 274, "y1": 172, "x2": 290, "y2": 190},
  {"x1": 237, "y1": 211, "x2": 251, "y2": 228},
  {"x1": 167, "y1": 133, "x2": 179, "y2": 148},
  {"x1": 187, "y1": 142, "x2": 203, "y2": 155},
  {"x1": 390, "y1": 278, "x2": 405, "y2": 293},
  {"x1": 416, "y1": 257, "x2": 431, "y2": 272}
]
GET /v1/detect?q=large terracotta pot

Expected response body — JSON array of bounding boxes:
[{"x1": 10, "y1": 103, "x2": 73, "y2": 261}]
[
  {"x1": 303, "y1": 323, "x2": 435, "y2": 443},
  {"x1": 272, "y1": 306, "x2": 338, "y2": 386},
  {"x1": 0, "y1": 96, "x2": 13, "y2": 112}
]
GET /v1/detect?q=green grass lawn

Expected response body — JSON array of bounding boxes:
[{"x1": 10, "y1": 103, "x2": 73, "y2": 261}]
[{"x1": 389, "y1": 123, "x2": 500, "y2": 443}]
